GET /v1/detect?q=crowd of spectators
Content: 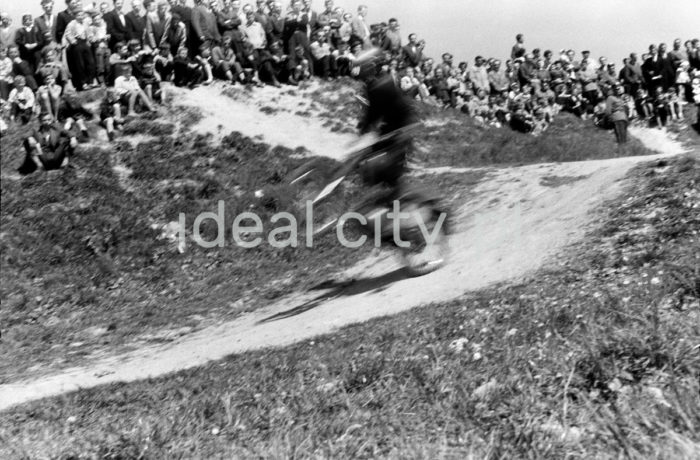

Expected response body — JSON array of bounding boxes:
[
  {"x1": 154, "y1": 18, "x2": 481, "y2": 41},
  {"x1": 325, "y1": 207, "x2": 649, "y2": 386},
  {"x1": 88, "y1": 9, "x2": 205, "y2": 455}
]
[{"x1": 1, "y1": 0, "x2": 700, "y2": 170}]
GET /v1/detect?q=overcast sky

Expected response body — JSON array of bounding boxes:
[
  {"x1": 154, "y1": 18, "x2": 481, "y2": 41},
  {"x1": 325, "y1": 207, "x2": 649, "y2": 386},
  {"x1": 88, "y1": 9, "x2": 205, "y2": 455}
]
[{"x1": 4, "y1": 0, "x2": 699, "y2": 64}]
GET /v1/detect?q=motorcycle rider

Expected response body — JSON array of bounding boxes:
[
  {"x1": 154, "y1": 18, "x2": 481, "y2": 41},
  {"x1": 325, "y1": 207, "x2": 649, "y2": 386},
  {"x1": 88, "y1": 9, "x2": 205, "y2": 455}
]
[{"x1": 350, "y1": 47, "x2": 418, "y2": 199}]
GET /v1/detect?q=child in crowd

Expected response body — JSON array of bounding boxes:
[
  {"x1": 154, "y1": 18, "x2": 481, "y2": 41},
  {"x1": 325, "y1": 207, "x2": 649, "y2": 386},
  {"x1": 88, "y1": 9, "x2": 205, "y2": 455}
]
[
  {"x1": 99, "y1": 88, "x2": 124, "y2": 140},
  {"x1": 666, "y1": 87, "x2": 683, "y2": 121},
  {"x1": 154, "y1": 44, "x2": 174, "y2": 82},
  {"x1": 622, "y1": 93, "x2": 637, "y2": 122},
  {"x1": 36, "y1": 47, "x2": 70, "y2": 87},
  {"x1": 195, "y1": 46, "x2": 214, "y2": 85},
  {"x1": 531, "y1": 107, "x2": 549, "y2": 136},
  {"x1": 510, "y1": 101, "x2": 534, "y2": 133},
  {"x1": 653, "y1": 86, "x2": 669, "y2": 128},
  {"x1": 138, "y1": 57, "x2": 161, "y2": 102},
  {"x1": 635, "y1": 88, "x2": 654, "y2": 120},
  {"x1": 114, "y1": 64, "x2": 155, "y2": 116},
  {"x1": 88, "y1": 10, "x2": 111, "y2": 85},
  {"x1": 8, "y1": 75, "x2": 36, "y2": 124},
  {"x1": 36, "y1": 70, "x2": 62, "y2": 118},
  {"x1": 173, "y1": 46, "x2": 204, "y2": 88}
]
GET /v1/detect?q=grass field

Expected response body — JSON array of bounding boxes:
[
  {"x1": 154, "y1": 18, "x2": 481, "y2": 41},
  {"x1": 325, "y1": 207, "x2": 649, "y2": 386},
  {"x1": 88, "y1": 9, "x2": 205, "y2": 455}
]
[{"x1": 2, "y1": 153, "x2": 698, "y2": 459}]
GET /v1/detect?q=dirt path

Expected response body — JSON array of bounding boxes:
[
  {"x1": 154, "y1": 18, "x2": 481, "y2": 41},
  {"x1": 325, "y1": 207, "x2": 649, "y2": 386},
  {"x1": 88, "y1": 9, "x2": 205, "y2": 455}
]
[{"x1": 1, "y1": 126, "x2": 687, "y2": 411}]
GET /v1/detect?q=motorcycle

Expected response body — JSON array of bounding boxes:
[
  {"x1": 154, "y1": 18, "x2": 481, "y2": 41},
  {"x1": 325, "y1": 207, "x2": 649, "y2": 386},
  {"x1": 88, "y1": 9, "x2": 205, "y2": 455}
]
[{"x1": 288, "y1": 124, "x2": 451, "y2": 276}]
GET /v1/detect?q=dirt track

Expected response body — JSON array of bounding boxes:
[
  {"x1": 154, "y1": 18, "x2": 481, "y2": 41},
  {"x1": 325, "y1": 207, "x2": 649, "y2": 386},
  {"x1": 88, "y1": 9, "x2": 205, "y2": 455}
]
[{"x1": 0, "y1": 87, "x2": 689, "y2": 411}]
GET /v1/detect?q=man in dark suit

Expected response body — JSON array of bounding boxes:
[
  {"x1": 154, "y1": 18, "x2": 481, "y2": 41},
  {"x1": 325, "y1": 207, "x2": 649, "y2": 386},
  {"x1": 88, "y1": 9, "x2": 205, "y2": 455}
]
[
  {"x1": 125, "y1": 0, "x2": 147, "y2": 44},
  {"x1": 19, "y1": 112, "x2": 77, "y2": 175},
  {"x1": 657, "y1": 43, "x2": 677, "y2": 91},
  {"x1": 103, "y1": 0, "x2": 129, "y2": 50},
  {"x1": 401, "y1": 33, "x2": 421, "y2": 68},
  {"x1": 35, "y1": 0, "x2": 57, "y2": 51},
  {"x1": 55, "y1": 0, "x2": 78, "y2": 45}
]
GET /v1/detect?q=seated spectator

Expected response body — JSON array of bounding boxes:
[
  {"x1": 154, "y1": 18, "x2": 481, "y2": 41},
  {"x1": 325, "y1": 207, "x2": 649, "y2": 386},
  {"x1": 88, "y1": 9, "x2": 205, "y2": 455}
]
[
  {"x1": 8, "y1": 75, "x2": 36, "y2": 124},
  {"x1": 114, "y1": 64, "x2": 155, "y2": 116},
  {"x1": 138, "y1": 57, "x2": 162, "y2": 101},
  {"x1": 287, "y1": 44, "x2": 310, "y2": 85},
  {"x1": 36, "y1": 46, "x2": 70, "y2": 87},
  {"x1": 195, "y1": 44, "x2": 215, "y2": 84},
  {"x1": 310, "y1": 29, "x2": 335, "y2": 79},
  {"x1": 15, "y1": 14, "x2": 43, "y2": 72},
  {"x1": 36, "y1": 70, "x2": 62, "y2": 118},
  {"x1": 488, "y1": 59, "x2": 510, "y2": 95},
  {"x1": 666, "y1": 87, "x2": 682, "y2": 120},
  {"x1": 535, "y1": 81, "x2": 556, "y2": 105},
  {"x1": 173, "y1": 46, "x2": 204, "y2": 88},
  {"x1": 510, "y1": 101, "x2": 533, "y2": 133},
  {"x1": 154, "y1": 43, "x2": 174, "y2": 81},
  {"x1": 531, "y1": 107, "x2": 549, "y2": 136},
  {"x1": 400, "y1": 65, "x2": 420, "y2": 99},
  {"x1": 634, "y1": 87, "x2": 654, "y2": 120},
  {"x1": 212, "y1": 35, "x2": 245, "y2": 83},
  {"x1": 18, "y1": 112, "x2": 77, "y2": 175},
  {"x1": 99, "y1": 88, "x2": 125, "y2": 140},
  {"x1": 7, "y1": 44, "x2": 38, "y2": 91}
]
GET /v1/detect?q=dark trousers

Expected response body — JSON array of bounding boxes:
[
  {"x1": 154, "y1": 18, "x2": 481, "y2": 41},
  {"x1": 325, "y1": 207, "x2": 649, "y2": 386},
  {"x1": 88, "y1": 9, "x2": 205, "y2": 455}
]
[
  {"x1": 66, "y1": 39, "x2": 96, "y2": 91},
  {"x1": 613, "y1": 120, "x2": 628, "y2": 144},
  {"x1": 19, "y1": 137, "x2": 72, "y2": 175}
]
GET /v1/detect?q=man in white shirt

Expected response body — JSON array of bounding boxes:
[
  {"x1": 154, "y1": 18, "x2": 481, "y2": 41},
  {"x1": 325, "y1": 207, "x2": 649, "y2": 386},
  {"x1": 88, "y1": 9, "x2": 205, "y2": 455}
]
[{"x1": 351, "y1": 4, "x2": 370, "y2": 49}]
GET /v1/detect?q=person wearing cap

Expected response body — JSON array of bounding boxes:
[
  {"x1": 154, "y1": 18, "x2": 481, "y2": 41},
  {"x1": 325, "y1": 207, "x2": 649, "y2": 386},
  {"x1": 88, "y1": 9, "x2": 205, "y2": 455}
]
[
  {"x1": 605, "y1": 83, "x2": 629, "y2": 144},
  {"x1": 35, "y1": 1, "x2": 57, "y2": 51}
]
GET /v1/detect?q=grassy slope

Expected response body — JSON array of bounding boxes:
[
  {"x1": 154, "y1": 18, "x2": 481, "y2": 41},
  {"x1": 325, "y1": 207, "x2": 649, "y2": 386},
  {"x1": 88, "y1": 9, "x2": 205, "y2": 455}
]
[
  {"x1": 2, "y1": 155, "x2": 698, "y2": 459},
  {"x1": 0, "y1": 82, "x2": 663, "y2": 380}
]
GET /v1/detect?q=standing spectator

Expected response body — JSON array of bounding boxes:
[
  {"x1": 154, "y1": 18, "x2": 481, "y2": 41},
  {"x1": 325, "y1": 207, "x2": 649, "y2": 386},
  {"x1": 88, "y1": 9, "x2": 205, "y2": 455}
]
[
  {"x1": 511, "y1": 33, "x2": 525, "y2": 60},
  {"x1": 63, "y1": 8, "x2": 96, "y2": 91},
  {"x1": 488, "y1": 59, "x2": 509, "y2": 95},
  {"x1": 55, "y1": 0, "x2": 78, "y2": 45},
  {"x1": 621, "y1": 53, "x2": 643, "y2": 95},
  {"x1": 605, "y1": 83, "x2": 628, "y2": 144},
  {"x1": 163, "y1": 12, "x2": 187, "y2": 57},
  {"x1": 657, "y1": 43, "x2": 676, "y2": 90},
  {"x1": 35, "y1": 0, "x2": 57, "y2": 51},
  {"x1": 0, "y1": 13, "x2": 15, "y2": 49},
  {"x1": 381, "y1": 18, "x2": 401, "y2": 58},
  {"x1": 0, "y1": 45, "x2": 12, "y2": 99},
  {"x1": 401, "y1": 33, "x2": 421, "y2": 68},
  {"x1": 668, "y1": 38, "x2": 687, "y2": 70},
  {"x1": 577, "y1": 59, "x2": 599, "y2": 113},
  {"x1": 192, "y1": 0, "x2": 221, "y2": 51},
  {"x1": 642, "y1": 44, "x2": 663, "y2": 92},
  {"x1": 468, "y1": 55, "x2": 489, "y2": 94},
  {"x1": 88, "y1": 10, "x2": 111, "y2": 85},
  {"x1": 351, "y1": 4, "x2": 370, "y2": 49},
  {"x1": 104, "y1": 0, "x2": 129, "y2": 50},
  {"x1": 125, "y1": 0, "x2": 147, "y2": 44},
  {"x1": 15, "y1": 14, "x2": 44, "y2": 72},
  {"x1": 145, "y1": 0, "x2": 170, "y2": 50},
  {"x1": 19, "y1": 112, "x2": 77, "y2": 175},
  {"x1": 168, "y1": 0, "x2": 194, "y2": 55}
]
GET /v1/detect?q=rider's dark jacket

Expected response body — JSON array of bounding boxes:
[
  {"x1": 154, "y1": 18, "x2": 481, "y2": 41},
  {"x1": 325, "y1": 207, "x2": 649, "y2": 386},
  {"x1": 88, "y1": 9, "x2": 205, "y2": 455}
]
[{"x1": 358, "y1": 72, "x2": 417, "y2": 136}]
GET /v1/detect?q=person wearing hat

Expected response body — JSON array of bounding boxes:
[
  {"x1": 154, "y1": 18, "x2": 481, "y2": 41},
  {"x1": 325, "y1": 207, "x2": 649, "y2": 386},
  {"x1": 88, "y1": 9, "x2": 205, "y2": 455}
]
[{"x1": 605, "y1": 83, "x2": 629, "y2": 144}]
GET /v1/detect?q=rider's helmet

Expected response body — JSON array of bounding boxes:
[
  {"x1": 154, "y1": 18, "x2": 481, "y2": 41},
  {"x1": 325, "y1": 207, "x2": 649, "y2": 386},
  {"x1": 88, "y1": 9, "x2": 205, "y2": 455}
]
[{"x1": 351, "y1": 47, "x2": 385, "y2": 80}]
